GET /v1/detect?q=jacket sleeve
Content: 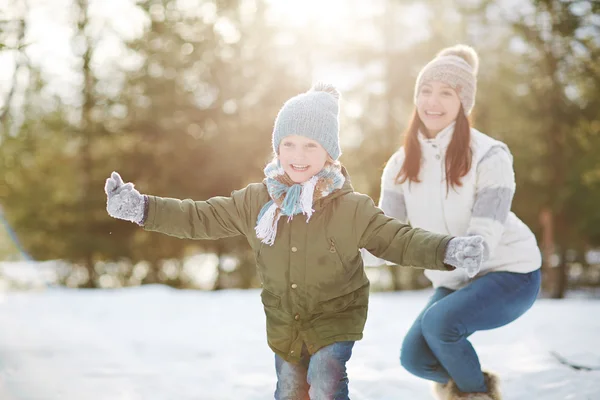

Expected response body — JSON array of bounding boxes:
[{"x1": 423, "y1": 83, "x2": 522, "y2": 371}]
[
  {"x1": 467, "y1": 146, "x2": 516, "y2": 260},
  {"x1": 357, "y1": 195, "x2": 453, "y2": 271},
  {"x1": 142, "y1": 185, "x2": 256, "y2": 240}
]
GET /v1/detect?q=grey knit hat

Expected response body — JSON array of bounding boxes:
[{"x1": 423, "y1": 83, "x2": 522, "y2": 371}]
[
  {"x1": 272, "y1": 82, "x2": 341, "y2": 160},
  {"x1": 414, "y1": 44, "x2": 479, "y2": 116}
]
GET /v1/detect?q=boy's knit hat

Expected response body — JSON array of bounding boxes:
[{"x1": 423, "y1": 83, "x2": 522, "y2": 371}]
[
  {"x1": 414, "y1": 44, "x2": 479, "y2": 116},
  {"x1": 272, "y1": 82, "x2": 341, "y2": 160}
]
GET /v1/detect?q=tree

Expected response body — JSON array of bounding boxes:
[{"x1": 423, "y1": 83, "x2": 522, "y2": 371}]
[{"x1": 506, "y1": 0, "x2": 600, "y2": 297}]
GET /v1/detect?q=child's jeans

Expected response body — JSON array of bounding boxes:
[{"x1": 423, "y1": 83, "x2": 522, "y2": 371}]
[
  {"x1": 274, "y1": 341, "x2": 354, "y2": 400},
  {"x1": 400, "y1": 269, "x2": 541, "y2": 393}
]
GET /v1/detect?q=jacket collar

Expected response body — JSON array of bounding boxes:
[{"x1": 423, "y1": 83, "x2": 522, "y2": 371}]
[{"x1": 417, "y1": 121, "x2": 456, "y2": 149}]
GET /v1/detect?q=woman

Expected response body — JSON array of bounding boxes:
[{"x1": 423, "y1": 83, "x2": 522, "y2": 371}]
[{"x1": 366, "y1": 45, "x2": 542, "y2": 400}]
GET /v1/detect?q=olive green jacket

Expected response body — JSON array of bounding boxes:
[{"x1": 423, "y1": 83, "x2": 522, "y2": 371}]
[{"x1": 143, "y1": 172, "x2": 453, "y2": 362}]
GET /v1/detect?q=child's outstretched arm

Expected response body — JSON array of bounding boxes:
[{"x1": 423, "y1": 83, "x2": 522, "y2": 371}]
[
  {"x1": 357, "y1": 196, "x2": 483, "y2": 276},
  {"x1": 105, "y1": 171, "x2": 253, "y2": 240}
]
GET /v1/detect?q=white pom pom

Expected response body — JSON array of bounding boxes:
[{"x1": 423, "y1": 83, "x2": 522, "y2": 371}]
[
  {"x1": 310, "y1": 82, "x2": 340, "y2": 100},
  {"x1": 437, "y1": 44, "x2": 479, "y2": 75}
]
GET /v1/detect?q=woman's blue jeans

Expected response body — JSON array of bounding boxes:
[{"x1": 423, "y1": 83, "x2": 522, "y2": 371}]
[{"x1": 400, "y1": 269, "x2": 541, "y2": 392}]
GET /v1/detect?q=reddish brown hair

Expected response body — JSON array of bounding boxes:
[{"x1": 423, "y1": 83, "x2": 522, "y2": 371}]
[{"x1": 396, "y1": 107, "x2": 472, "y2": 191}]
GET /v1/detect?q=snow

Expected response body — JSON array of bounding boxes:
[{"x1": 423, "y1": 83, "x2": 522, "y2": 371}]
[
  {"x1": 0, "y1": 278, "x2": 598, "y2": 399},
  {"x1": 0, "y1": 261, "x2": 64, "y2": 290}
]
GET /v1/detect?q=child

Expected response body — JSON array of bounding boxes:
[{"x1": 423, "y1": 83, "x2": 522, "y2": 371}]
[{"x1": 105, "y1": 83, "x2": 484, "y2": 400}]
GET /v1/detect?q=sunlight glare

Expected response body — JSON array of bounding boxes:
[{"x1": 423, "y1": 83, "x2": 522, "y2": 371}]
[{"x1": 266, "y1": 0, "x2": 354, "y2": 28}]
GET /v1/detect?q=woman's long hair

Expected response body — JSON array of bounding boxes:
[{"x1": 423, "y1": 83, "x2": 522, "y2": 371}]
[{"x1": 396, "y1": 107, "x2": 472, "y2": 192}]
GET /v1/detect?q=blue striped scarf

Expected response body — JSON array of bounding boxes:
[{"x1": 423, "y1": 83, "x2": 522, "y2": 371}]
[{"x1": 255, "y1": 159, "x2": 345, "y2": 245}]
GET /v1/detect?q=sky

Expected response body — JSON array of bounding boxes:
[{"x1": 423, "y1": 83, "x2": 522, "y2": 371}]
[{"x1": 0, "y1": 262, "x2": 598, "y2": 399}]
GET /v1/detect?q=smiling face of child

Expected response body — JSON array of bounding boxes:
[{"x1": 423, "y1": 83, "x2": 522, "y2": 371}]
[{"x1": 278, "y1": 135, "x2": 329, "y2": 183}]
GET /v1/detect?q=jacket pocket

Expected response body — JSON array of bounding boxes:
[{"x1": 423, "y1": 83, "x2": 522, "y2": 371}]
[
  {"x1": 260, "y1": 288, "x2": 281, "y2": 309},
  {"x1": 328, "y1": 237, "x2": 351, "y2": 273},
  {"x1": 314, "y1": 284, "x2": 369, "y2": 314}
]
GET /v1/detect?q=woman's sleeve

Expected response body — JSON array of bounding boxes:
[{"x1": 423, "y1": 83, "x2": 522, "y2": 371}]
[
  {"x1": 362, "y1": 150, "x2": 408, "y2": 266},
  {"x1": 378, "y1": 150, "x2": 408, "y2": 223},
  {"x1": 467, "y1": 146, "x2": 516, "y2": 260}
]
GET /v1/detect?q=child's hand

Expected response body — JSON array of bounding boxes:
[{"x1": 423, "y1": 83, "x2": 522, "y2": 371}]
[
  {"x1": 104, "y1": 171, "x2": 145, "y2": 224},
  {"x1": 443, "y1": 236, "x2": 484, "y2": 278}
]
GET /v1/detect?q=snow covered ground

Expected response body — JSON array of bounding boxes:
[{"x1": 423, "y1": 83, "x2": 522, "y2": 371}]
[{"x1": 0, "y1": 284, "x2": 598, "y2": 399}]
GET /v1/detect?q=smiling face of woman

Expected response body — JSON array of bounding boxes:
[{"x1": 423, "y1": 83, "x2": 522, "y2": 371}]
[
  {"x1": 416, "y1": 81, "x2": 462, "y2": 137},
  {"x1": 278, "y1": 135, "x2": 329, "y2": 183}
]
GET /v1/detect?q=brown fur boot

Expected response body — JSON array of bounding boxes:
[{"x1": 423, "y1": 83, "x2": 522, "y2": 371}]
[
  {"x1": 432, "y1": 380, "x2": 452, "y2": 400},
  {"x1": 432, "y1": 372, "x2": 502, "y2": 400}
]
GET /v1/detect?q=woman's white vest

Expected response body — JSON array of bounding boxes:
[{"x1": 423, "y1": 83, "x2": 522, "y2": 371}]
[{"x1": 379, "y1": 124, "x2": 541, "y2": 290}]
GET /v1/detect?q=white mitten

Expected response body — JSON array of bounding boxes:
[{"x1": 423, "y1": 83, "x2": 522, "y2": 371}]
[
  {"x1": 443, "y1": 235, "x2": 484, "y2": 278},
  {"x1": 104, "y1": 171, "x2": 145, "y2": 225}
]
